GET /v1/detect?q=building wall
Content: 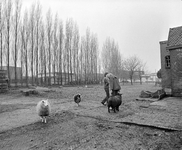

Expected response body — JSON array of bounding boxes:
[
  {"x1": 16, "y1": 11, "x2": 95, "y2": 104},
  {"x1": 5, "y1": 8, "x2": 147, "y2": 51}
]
[
  {"x1": 141, "y1": 73, "x2": 158, "y2": 83},
  {"x1": 170, "y1": 48, "x2": 182, "y2": 96},
  {"x1": 160, "y1": 41, "x2": 171, "y2": 88},
  {"x1": 1, "y1": 66, "x2": 21, "y2": 81}
]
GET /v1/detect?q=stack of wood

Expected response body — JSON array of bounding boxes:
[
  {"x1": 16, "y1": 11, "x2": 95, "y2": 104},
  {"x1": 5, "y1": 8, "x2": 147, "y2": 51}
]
[{"x1": 0, "y1": 70, "x2": 8, "y2": 93}]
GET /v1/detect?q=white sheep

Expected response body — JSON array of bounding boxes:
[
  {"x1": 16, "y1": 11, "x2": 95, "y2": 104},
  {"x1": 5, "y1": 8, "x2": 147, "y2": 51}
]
[{"x1": 36, "y1": 99, "x2": 51, "y2": 123}]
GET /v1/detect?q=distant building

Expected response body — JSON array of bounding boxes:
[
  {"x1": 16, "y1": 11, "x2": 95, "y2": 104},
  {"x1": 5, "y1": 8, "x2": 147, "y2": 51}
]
[
  {"x1": 120, "y1": 70, "x2": 144, "y2": 82},
  {"x1": 38, "y1": 72, "x2": 103, "y2": 85},
  {"x1": 160, "y1": 26, "x2": 182, "y2": 97},
  {"x1": 1, "y1": 66, "x2": 21, "y2": 81},
  {"x1": 38, "y1": 72, "x2": 75, "y2": 85},
  {"x1": 141, "y1": 73, "x2": 158, "y2": 83}
]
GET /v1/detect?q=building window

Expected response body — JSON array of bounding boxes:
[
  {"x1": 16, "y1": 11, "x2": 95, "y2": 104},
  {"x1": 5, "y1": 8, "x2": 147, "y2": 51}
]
[{"x1": 165, "y1": 55, "x2": 170, "y2": 69}]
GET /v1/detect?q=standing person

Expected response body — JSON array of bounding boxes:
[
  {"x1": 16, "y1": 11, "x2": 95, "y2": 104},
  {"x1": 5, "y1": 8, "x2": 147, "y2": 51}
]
[
  {"x1": 101, "y1": 72, "x2": 110, "y2": 106},
  {"x1": 105, "y1": 72, "x2": 121, "y2": 96}
]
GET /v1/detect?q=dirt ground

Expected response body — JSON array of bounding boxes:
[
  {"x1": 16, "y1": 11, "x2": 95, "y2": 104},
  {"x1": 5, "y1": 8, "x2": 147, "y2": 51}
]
[{"x1": 0, "y1": 83, "x2": 182, "y2": 150}]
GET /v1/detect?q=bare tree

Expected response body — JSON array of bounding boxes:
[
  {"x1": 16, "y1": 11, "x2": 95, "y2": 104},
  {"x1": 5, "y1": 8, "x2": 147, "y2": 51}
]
[
  {"x1": 21, "y1": 10, "x2": 30, "y2": 87},
  {"x1": 65, "y1": 18, "x2": 74, "y2": 84},
  {"x1": 53, "y1": 13, "x2": 58, "y2": 85},
  {"x1": 63, "y1": 40, "x2": 67, "y2": 84},
  {"x1": 137, "y1": 60, "x2": 146, "y2": 84},
  {"x1": 58, "y1": 20, "x2": 64, "y2": 85},
  {"x1": 35, "y1": 2, "x2": 41, "y2": 85},
  {"x1": 39, "y1": 22, "x2": 46, "y2": 85},
  {"x1": 124, "y1": 55, "x2": 141, "y2": 85},
  {"x1": 81, "y1": 36, "x2": 87, "y2": 84},
  {"x1": 20, "y1": 22, "x2": 24, "y2": 86},
  {"x1": 79, "y1": 31, "x2": 89, "y2": 85},
  {"x1": 43, "y1": 24, "x2": 48, "y2": 85},
  {"x1": 29, "y1": 3, "x2": 35, "y2": 85},
  {"x1": 12, "y1": 0, "x2": 21, "y2": 86},
  {"x1": 79, "y1": 29, "x2": 99, "y2": 85},
  {"x1": 101, "y1": 37, "x2": 112, "y2": 72},
  {"x1": 90, "y1": 33, "x2": 98, "y2": 83},
  {"x1": 92, "y1": 35, "x2": 99, "y2": 82},
  {"x1": 79, "y1": 37, "x2": 85, "y2": 84},
  {"x1": 72, "y1": 22, "x2": 79, "y2": 84},
  {"x1": 101, "y1": 37, "x2": 122, "y2": 77},
  {"x1": 46, "y1": 9, "x2": 53, "y2": 86},
  {"x1": 0, "y1": 1, "x2": 4, "y2": 69},
  {"x1": 65, "y1": 21, "x2": 69, "y2": 84},
  {"x1": 97, "y1": 54, "x2": 102, "y2": 83},
  {"x1": 85, "y1": 28, "x2": 90, "y2": 84},
  {"x1": 89, "y1": 34, "x2": 94, "y2": 83},
  {"x1": 4, "y1": 0, "x2": 12, "y2": 86}
]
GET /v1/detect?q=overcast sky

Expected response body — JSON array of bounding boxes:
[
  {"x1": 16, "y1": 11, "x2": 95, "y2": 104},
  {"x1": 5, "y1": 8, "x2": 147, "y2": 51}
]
[{"x1": 23, "y1": 0, "x2": 182, "y2": 73}]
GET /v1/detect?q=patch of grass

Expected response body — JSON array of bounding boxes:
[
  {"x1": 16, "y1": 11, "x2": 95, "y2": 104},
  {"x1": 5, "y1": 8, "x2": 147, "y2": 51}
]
[{"x1": 0, "y1": 103, "x2": 35, "y2": 113}]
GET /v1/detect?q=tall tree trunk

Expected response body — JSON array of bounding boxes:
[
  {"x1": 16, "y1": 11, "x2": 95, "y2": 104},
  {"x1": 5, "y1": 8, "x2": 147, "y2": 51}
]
[
  {"x1": 14, "y1": 0, "x2": 21, "y2": 87},
  {"x1": 30, "y1": 4, "x2": 35, "y2": 86},
  {"x1": 36, "y1": 26, "x2": 39, "y2": 85},
  {"x1": 7, "y1": 23, "x2": 10, "y2": 86},
  {"x1": 0, "y1": 2, "x2": 3, "y2": 70},
  {"x1": 5, "y1": 0, "x2": 12, "y2": 87},
  {"x1": 58, "y1": 21, "x2": 63, "y2": 85},
  {"x1": 22, "y1": 10, "x2": 30, "y2": 87},
  {"x1": 0, "y1": 32, "x2": 2, "y2": 70},
  {"x1": 46, "y1": 9, "x2": 52, "y2": 86},
  {"x1": 20, "y1": 29, "x2": 23, "y2": 86}
]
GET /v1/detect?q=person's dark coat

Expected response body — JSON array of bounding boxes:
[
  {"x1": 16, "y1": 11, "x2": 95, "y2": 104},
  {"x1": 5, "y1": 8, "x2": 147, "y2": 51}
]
[{"x1": 106, "y1": 73, "x2": 121, "y2": 91}]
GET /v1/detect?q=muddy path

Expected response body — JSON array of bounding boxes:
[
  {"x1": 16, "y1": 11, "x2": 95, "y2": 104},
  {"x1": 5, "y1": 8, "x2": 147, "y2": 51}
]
[{"x1": 0, "y1": 84, "x2": 182, "y2": 150}]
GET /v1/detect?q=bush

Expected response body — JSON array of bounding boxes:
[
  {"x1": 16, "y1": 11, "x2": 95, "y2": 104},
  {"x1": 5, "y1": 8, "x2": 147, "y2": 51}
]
[{"x1": 157, "y1": 69, "x2": 161, "y2": 79}]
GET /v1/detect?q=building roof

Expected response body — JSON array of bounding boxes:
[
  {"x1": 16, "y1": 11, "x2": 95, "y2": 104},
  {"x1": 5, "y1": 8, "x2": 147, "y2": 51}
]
[
  {"x1": 141, "y1": 73, "x2": 156, "y2": 77},
  {"x1": 159, "y1": 40, "x2": 167, "y2": 44},
  {"x1": 167, "y1": 26, "x2": 182, "y2": 50}
]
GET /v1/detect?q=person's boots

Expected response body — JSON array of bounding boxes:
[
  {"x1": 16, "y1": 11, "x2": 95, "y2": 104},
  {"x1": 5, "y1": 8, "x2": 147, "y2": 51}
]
[{"x1": 101, "y1": 101, "x2": 106, "y2": 106}]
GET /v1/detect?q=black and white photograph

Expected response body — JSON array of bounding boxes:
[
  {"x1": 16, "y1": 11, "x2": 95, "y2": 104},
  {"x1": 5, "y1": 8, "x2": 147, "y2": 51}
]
[{"x1": 0, "y1": 0, "x2": 182, "y2": 149}]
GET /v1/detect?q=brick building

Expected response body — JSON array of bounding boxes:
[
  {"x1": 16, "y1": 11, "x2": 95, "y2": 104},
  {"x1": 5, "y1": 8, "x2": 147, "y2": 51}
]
[
  {"x1": 160, "y1": 41, "x2": 171, "y2": 88},
  {"x1": 160, "y1": 26, "x2": 182, "y2": 96}
]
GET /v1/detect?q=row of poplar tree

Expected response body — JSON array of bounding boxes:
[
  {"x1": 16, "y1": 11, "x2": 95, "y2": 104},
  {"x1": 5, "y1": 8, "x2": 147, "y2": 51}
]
[
  {"x1": 0, "y1": 0, "x2": 146, "y2": 87},
  {"x1": 0, "y1": 0, "x2": 103, "y2": 86}
]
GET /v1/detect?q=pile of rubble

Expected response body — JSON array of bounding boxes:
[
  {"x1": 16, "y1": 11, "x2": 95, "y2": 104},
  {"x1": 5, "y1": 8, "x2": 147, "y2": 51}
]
[{"x1": 139, "y1": 89, "x2": 166, "y2": 100}]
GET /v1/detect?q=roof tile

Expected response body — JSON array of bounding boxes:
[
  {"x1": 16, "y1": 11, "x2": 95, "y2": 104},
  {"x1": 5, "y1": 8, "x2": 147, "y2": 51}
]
[{"x1": 167, "y1": 26, "x2": 182, "y2": 47}]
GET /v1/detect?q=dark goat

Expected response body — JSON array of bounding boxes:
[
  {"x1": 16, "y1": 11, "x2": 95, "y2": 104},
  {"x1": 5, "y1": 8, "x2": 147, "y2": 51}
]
[
  {"x1": 74, "y1": 94, "x2": 81, "y2": 106},
  {"x1": 108, "y1": 94, "x2": 122, "y2": 113}
]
